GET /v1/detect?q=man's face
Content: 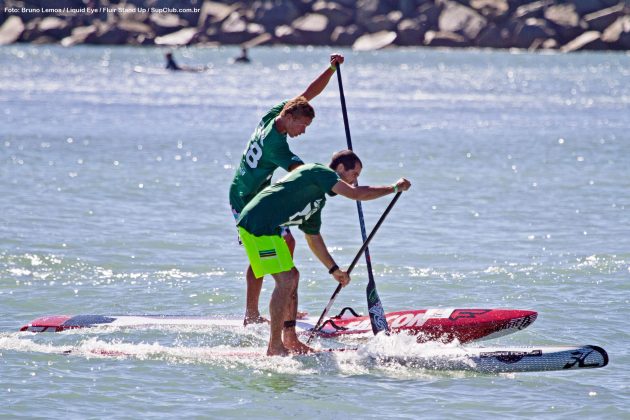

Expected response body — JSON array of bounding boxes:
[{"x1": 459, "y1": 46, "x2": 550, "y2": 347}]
[
  {"x1": 338, "y1": 163, "x2": 362, "y2": 185},
  {"x1": 286, "y1": 115, "x2": 312, "y2": 138}
]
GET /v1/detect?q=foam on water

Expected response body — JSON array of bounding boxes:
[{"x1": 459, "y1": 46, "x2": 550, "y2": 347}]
[{"x1": 2, "y1": 328, "x2": 485, "y2": 378}]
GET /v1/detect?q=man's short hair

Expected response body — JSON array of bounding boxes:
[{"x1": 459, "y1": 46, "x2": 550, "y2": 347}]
[
  {"x1": 281, "y1": 96, "x2": 315, "y2": 119},
  {"x1": 329, "y1": 149, "x2": 362, "y2": 171}
]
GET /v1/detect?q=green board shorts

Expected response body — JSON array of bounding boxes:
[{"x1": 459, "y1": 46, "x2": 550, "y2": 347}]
[{"x1": 237, "y1": 227, "x2": 295, "y2": 278}]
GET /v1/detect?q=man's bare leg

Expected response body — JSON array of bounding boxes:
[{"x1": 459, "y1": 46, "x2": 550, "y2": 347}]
[
  {"x1": 267, "y1": 268, "x2": 299, "y2": 356},
  {"x1": 244, "y1": 265, "x2": 267, "y2": 325},
  {"x1": 281, "y1": 268, "x2": 316, "y2": 354},
  {"x1": 283, "y1": 232, "x2": 308, "y2": 320}
]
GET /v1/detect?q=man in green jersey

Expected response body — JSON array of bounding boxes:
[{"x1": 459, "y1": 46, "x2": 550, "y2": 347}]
[
  {"x1": 229, "y1": 53, "x2": 345, "y2": 326},
  {"x1": 237, "y1": 150, "x2": 411, "y2": 356}
]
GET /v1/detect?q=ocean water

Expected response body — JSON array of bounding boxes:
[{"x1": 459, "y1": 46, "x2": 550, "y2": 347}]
[{"x1": 1, "y1": 45, "x2": 629, "y2": 418}]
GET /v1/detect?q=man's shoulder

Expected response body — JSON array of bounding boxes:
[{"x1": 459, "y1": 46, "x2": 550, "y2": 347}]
[
  {"x1": 262, "y1": 100, "x2": 289, "y2": 120},
  {"x1": 300, "y1": 163, "x2": 332, "y2": 172},
  {"x1": 296, "y1": 163, "x2": 337, "y2": 178}
]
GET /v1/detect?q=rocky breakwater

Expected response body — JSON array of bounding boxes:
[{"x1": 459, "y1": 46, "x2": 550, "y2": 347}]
[{"x1": 1, "y1": 0, "x2": 629, "y2": 52}]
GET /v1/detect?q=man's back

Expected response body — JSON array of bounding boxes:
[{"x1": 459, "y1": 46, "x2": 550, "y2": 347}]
[{"x1": 237, "y1": 163, "x2": 339, "y2": 236}]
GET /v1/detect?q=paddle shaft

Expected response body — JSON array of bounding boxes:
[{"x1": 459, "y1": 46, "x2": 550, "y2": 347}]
[
  {"x1": 336, "y1": 64, "x2": 373, "y2": 270},
  {"x1": 306, "y1": 191, "x2": 402, "y2": 343},
  {"x1": 336, "y1": 62, "x2": 390, "y2": 335}
]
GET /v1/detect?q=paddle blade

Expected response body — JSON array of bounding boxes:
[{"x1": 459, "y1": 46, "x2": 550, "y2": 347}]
[{"x1": 367, "y1": 280, "x2": 389, "y2": 334}]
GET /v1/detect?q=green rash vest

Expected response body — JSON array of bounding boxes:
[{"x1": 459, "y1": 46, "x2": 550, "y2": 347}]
[
  {"x1": 229, "y1": 101, "x2": 304, "y2": 213},
  {"x1": 237, "y1": 163, "x2": 340, "y2": 236}
]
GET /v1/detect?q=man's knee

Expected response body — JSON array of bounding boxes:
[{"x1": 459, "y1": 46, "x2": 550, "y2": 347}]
[{"x1": 273, "y1": 268, "x2": 299, "y2": 290}]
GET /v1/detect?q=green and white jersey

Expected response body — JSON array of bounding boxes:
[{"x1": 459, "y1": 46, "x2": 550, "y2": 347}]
[
  {"x1": 229, "y1": 101, "x2": 304, "y2": 213},
  {"x1": 237, "y1": 163, "x2": 340, "y2": 236}
]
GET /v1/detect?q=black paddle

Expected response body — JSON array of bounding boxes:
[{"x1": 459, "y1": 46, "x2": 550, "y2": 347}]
[
  {"x1": 306, "y1": 191, "x2": 402, "y2": 344},
  {"x1": 335, "y1": 62, "x2": 390, "y2": 335}
]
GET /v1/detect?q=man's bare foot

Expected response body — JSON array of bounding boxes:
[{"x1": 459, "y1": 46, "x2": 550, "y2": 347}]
[
  {"x1": 284, "y1": 339, "x2": 317, "y2": 355},
  {"x1": 296, "y1": 310, "x2": 308, "y2": 319},
  {"x1": 267, "y1": 345, "x2": 290, "y2": 356},
  {"x1": 244, "y1": 315, "x2": 269, "y2": 326}
]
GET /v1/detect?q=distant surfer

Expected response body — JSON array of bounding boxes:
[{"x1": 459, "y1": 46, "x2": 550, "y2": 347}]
[
  {"x1": 229, "y1": 53, "x2": 344, "y2": 326},
  {"x1": 236, "y1": 150, "x2": 411, "y2": 355},
  {"x1": 165, "y1": 51, "x2": 181, "y2": 70},
  {"x1": 233, "y1": 47, "x2": 251, "y2": 64},
  {"x1": 164, "y1": 51, "x2": 206, "y2": 72}
]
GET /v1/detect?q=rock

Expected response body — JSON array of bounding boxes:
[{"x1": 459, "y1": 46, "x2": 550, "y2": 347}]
[
  {"x1": 61, "y1": 25, "x2": 97, "y2": 46},
  {"x1": 155, "y1": 27, "x2": 198, "y2": 46},
  {"x1": 292, "y1": 13, "x2": 332, "y2": 45},
  {"x1": 149, "y1": 13, "x2": 186, "y2": 37},
  {"x1": 331, "y1": 24, "x2": 362, "y2": 45},
  {"x1": 353, "y1": 30, "x2": 397, "y2": 50},
  {"x1": 363, "y1": 14, "x2": 396, "y2": 32},
  {"x1": 198, "y1": 1, "x2": 237, "y2": 27},
  {"x1": 561, "y1": 31, "x2": 607, "y2": 51},
  {"x1": 475, "y1": 23, "x2": 512, "y2": 48},
  {"x1": 417, "y1": 2, "x2": 444, "y2": 25},
  {"x1": 274, "y1": 25, "x2": 302, "y2": 45},
  {"x1": 221, "y1": 12, "x2": 247, "y2": 32},
  {"x1": 90, "y1": 24, "x2": 133, "y2": 45},
  {"x1": 356, "y1": 0, "x2": 391, "y2": 28},
  {"x1": 544, "y1": 4, "x2": 580, "y2": 27},
  {"x1": 0, "y1": 16, "x2": 25, "y2": 45},
  {"x1": 70, "y1": 21, "x2": 139, "y2": 45},
  {"x1": 254, "y1": 1, "x2": 300, "y2": 31},
  {"x1": 117, "y1": 20, "x2": 152, "y2": 36},
  {"x1": 584, "y1": 3, "x2": 625, "y2": 32},
  {"x1": 424, "y1": 30, "x2": 470, "y2": 47},
  {"x1": 242, "y1": 32, "x2": 273, "y2": 48},
  {"x1": 293, "y1": 13, "x2": 330, "y2": 32},
  {"x1": 601, "y1": 15, "x2": 630, "y2": 49},
  {"x1": 570, "y1": 0, "x2": 607, "y2": 16},
  {"x1": 387, "y1": 10, "x2": 404, "y2": 26},
  {"x1": 335, "y1": 0, "x2": 360, "y2": 8},
  {"x1": 395, "y1": 17, "x2": 429, "y2": 46},
  {"x1": 32, "y1": 36, "x2": 59, "y2": 44},
  {"x1": 312, "y1": 1, "x2": 353, "y2": 27},
  {"x1": 37, "y1": 17, "x2": 72, "y2": 40},
  {"x1": 544, "y1": 3, "x2": 586, "y2": 42},
  {"x1": 438, "y1": 1, "x2": 487, "y2": 40},
  {"x1": 218, "y1": 12, "x2": 261, "y2": 44},
  {"x1": 511, "y1": 18, "x2": 556, "y2": 49},
  {"x1": 470, "y1": 0, "x2": 510, "y2": 21},
  {"x1": 398, "y1": 0, "x2": 417, "y2": 17},
  {"x1": 513, "y1": 0, "x2": 553, "y2": 20}
]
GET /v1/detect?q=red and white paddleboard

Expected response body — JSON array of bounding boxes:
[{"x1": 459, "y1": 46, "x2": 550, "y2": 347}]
[{"x1": 20, "y1": 307, "x2": 536, "y2": 343}]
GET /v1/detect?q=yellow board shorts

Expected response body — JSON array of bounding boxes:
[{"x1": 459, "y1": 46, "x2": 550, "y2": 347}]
[{"x1": 237, "y1": 227, "x2": 295, "y2": 278}]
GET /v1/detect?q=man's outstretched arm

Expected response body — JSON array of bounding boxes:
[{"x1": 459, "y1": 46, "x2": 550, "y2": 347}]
[
  {"x1": 300, "y1": 54, "x2": 344, "y2": 102},
  {"x1": 332, "y1": 178, "x2": 411, "y2": 201}
]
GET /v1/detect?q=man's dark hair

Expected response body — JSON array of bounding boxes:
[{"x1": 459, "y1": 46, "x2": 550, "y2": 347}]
[{"x1": 329, "y1": 149, "x2": 362, "y2": 171}]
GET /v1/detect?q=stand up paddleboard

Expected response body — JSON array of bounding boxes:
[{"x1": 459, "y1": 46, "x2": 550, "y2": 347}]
[
  {"x1": 59, "y1": 343, "x2": 608, "y2": 374},
  {"x1": 20, "y1": 307, "x2": 537, "y2": 343},
  {"x1": 364, "y1": 344, "x2": 609, "y2": 373}
]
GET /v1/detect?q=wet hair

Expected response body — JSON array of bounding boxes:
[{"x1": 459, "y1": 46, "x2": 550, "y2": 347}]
[
  {"x1": 281, "y1": 96, "x2": 315, "y2": 120},
  {"x1": 329, "y1": 149, "x2": 362, "y2": 171}
]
